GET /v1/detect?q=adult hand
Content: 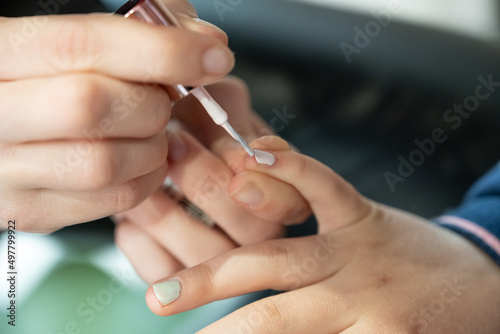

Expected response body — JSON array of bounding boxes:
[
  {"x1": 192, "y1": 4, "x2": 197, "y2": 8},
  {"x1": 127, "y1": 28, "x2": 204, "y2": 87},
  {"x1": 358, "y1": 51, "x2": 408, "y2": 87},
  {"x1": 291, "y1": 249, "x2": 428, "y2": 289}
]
[
  {"x1": 145, "y1": 136, "x2": 500, "y2": 333},
  {"x1": 0, "y1": 0, "x2": 233, "y2": 232}
]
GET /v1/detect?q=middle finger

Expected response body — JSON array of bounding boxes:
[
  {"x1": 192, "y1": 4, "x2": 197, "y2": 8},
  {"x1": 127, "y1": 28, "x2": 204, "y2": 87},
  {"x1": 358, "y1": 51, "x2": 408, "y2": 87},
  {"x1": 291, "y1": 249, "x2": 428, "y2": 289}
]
[{"x1": 0, "y1": 73, "x2": 170, "y2": 142}]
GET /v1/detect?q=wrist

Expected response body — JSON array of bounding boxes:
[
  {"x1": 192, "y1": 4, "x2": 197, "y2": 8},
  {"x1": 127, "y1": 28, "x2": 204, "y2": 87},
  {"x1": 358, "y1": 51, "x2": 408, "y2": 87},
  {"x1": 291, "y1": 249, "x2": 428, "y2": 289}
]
[{"x1": 434, "y1": 215, "x2": 500, "y2": 267}]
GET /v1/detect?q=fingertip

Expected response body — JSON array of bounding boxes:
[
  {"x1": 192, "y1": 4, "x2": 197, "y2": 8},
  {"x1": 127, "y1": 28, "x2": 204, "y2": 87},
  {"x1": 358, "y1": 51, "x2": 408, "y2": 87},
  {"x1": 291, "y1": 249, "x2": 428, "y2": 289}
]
[
  {"x1": 147, "y1": 278, "x2": 184, "y2": 316},
  {"x1": 202, "y1": 46, "x2": 235, "y2": 77},
  {"x1": 146, "y1": 285, "x2": 166, "y2": 316}
]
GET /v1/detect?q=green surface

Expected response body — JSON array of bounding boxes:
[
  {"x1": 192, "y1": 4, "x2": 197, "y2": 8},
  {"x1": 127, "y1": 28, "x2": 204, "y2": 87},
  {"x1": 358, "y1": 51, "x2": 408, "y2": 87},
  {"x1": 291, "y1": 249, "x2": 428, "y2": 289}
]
[
  {"x1": 0, "y1": 233, "x2": 256, "y2": 334},
  {"x1": 2, "y1": 261, "x2": 205, "y2": 334}
]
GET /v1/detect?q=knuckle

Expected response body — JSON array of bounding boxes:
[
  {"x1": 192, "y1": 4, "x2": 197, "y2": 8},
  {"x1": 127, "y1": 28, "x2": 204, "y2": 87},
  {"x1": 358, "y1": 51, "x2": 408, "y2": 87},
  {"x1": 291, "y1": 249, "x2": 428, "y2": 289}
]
[
  {"x1": 192, "y1": 167, "x2": 231, "y2": 205},
  {"x1": 110, "y1": 162, "x2": 167, "y2": 213},
  {"x1": 194, "y1": 263, "x2": 216, "y2": 292},
  {"x1": 253, "y1": 242, "x2": 291, "y2": 272},
  {"x1": 145, "y1": 90, "x2": 171, "y2": 135},
  {"x1": 81, "y1": 144, "x2": 118, "y2": 189},
  {"x1": 55, "y1": 75, "x2": 105, "y2": 132},
  {"x1": 151, "y1": 133, "x2": 169, "y2": 165},
  {"x1": 112, "y1": 179, "x2": 144, "y2": 213},
  {"x1": 254, "y1": 299, "x2": 288, "y2": 334},
  {"x1": 43, "y1": 18, "x2": 101, "y2": 71}
]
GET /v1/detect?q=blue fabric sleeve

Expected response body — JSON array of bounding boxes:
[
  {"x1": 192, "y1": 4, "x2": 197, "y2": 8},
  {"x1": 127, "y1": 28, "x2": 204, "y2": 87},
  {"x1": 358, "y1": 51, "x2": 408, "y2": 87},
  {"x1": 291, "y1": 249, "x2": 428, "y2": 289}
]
[{"x1": 435, "y1": 162, "x2": 500, "y2": 266}]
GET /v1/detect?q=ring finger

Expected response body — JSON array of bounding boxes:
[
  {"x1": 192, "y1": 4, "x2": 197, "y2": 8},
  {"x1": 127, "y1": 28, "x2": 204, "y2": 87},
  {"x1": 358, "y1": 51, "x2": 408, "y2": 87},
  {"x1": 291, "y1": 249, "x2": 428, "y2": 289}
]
[
  {"x1": 0, "y1": 133, "x2": 168, "y2": 190},
  {"x1": 118, "y1": 188, "x2": 238, "y2": 267}
]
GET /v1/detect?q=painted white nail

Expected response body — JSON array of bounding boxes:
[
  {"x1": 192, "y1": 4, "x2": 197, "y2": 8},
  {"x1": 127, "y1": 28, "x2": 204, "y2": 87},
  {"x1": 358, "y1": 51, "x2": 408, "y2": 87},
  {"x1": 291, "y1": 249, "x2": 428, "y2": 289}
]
[
  {"x1": 152, "y1": 279, "x2": 181, "y2": 306},
  {"x1": 254, "y1": 149, "x2": 275, "y2": 166}
]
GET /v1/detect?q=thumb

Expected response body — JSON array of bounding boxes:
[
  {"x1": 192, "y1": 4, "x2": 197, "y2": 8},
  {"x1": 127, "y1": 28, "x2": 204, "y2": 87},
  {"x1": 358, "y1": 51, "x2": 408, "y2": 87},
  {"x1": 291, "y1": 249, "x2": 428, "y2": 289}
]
[{"x1": 242, "y1": 137, "x2": 374, "y2": 233}]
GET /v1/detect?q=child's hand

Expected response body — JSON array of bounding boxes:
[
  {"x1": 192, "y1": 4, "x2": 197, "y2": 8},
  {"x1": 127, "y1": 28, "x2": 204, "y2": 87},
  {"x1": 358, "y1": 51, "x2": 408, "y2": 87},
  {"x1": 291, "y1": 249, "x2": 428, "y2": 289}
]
[
  {"x1": 114, "y1": 79, "x2": 312, "y2": 283},
  {"x1": 144, "y1": 136, "x2": 500, "y2": 333}
]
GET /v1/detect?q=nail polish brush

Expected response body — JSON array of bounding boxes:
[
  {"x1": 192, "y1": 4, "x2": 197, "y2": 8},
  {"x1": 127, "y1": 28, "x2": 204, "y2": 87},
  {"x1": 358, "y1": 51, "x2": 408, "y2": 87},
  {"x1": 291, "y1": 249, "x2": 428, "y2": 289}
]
[{"x1": 116, "y1": 0, "x2": 255, "y2": 157}]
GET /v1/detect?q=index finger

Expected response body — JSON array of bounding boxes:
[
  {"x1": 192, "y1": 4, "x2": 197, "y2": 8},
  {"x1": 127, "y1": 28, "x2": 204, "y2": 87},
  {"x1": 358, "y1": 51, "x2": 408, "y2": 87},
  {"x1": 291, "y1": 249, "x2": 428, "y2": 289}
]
[
  {"x1": 0, "y1": 13, "x2": 234, "y2": 85},
  {"x1": 145, "y1": 235, "x2": 344, "y2": 316},
  {"x1": 242, "y1": 138, "x2": 374, "y2": 232}
]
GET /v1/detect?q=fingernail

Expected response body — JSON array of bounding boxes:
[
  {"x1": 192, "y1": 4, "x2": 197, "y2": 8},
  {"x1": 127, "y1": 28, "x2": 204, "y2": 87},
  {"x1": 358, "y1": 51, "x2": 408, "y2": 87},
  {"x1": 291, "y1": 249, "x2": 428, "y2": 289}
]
[
  {"x1": 167, "y1": 131, "x2": 187, "y2": 162},
  {"x1": 203, "y1": 47, "x2": 234, "y2": 75},
  {"x1": 152, "y1": 279, "x2": 181, "y2": 306},
  {"x1": 231, "y1": 183, "x2": 265, "y2": 208},
  {"x1": 254, "y1": 149, "x2": 276, "y2": 166}
]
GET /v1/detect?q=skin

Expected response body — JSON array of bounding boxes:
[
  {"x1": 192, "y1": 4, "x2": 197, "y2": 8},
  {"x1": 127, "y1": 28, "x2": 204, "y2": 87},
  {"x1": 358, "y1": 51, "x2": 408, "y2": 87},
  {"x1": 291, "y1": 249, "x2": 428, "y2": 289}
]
[
  {"x1": 117, "y1": 82, "x2": 500, "y2": 332},
  {"x1": 144, "y1": 137, "x2": 500, "y2": 333},
  {"x1": 115, "y1": 78, "x2": 311, "y2": 282},
  {"x1": 1, "y1": 0, "x2": 310, "y2": 279},
  {"x1": 0, "y1": 0, "x2": 236, "y2": 232},
  {"x1": 7, "y1": 5, "x2": 499, "y2": 332}
]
